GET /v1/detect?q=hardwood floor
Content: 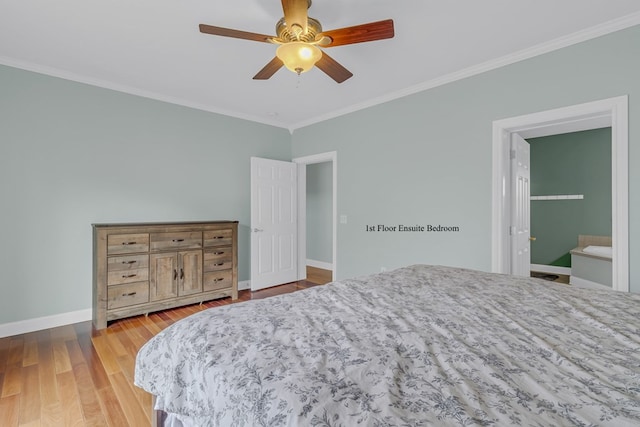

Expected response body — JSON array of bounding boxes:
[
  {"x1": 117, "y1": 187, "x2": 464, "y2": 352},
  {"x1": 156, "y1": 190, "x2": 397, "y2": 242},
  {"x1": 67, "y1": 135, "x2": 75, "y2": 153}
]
[
  {"x1": 306, "y1": 265, "x2": 333, "y2": 285},
  {"x1": 0, "y1": 279, "x2": 324, "y2": 426}
]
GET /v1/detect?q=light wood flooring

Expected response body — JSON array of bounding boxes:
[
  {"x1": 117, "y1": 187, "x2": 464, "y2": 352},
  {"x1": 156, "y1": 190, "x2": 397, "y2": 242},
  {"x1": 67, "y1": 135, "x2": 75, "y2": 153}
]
[
  {"x1": 306, "y1": 265, "x2": 333, "y2": 285},
  {"x1": 0, "y1": 272, "x2": 330, "y2": 427}
]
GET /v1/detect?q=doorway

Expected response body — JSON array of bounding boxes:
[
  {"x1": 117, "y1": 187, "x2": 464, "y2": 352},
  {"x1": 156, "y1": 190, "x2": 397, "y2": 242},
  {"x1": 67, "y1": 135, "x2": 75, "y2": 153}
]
[
  {"x1": 293, "y1": 151, "x2": 337, "y2": 281},
  {"x1": 527, "y1": 128, "x2": 612, "y2": 281},
  {"x1": 491, "y1": 96, "x2": 628, "y2": 291}
]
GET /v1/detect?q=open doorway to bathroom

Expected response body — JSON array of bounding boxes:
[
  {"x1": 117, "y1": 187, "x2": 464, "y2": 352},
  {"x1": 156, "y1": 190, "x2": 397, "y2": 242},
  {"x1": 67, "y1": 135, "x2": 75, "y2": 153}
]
[
  {"x1": 527, "y1": 128, "x2": 612, "y2": 285},
  {"x1": 491, "y1": 96, "x2": 628, "y2": 292}
]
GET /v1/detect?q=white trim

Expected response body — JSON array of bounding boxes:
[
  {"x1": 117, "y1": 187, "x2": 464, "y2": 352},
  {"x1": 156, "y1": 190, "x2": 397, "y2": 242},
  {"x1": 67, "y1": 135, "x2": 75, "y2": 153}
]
[
  {"x1": 531, "y1": 264, "x2": 571, "y2": 276},
  {"x1": 492, "y1": 96, "x2": 629, "y2": 292},
  {"x1": 0, "y1": 308, "x2": 91, "y2": 338},
  {"x1": 570, "y1": 276, "x2": 611, "y2": 290},
  {"x1": 293, "y1": 151, "x2": 338, "y2": 280},
  {"x1": 237, "y1": 280, "x2": 251, "y2": 291},
  {"x1": 306, "y1": 259, "x2": 334, "y2": 271},
  {"x1": 290, "y1": 12, "x2": 640, "y2": 131}
]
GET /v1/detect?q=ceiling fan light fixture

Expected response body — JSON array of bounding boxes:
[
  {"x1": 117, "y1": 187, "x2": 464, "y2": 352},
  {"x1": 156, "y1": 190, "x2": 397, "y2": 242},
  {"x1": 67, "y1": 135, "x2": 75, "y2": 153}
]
[{"x1": 276, "y1": 42, "x2": 322, "y2": 75}]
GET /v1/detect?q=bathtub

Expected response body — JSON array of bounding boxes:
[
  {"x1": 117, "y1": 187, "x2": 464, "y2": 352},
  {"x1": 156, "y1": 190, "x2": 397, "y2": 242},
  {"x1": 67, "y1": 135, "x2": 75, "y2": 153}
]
[{"x1": 569, "y1": 235, "x2": 612, "y2": 290}]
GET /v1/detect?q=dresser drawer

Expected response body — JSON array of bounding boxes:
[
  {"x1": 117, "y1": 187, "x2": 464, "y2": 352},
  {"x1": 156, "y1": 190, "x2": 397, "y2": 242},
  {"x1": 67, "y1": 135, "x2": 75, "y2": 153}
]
[
  {"x1": 107, "y1": 233, "x2": 149, "y2": 255},
  {"x1": 107, "y1": 254, "x2": 149, "y2": 286},
  {"x1": 107, "y1": 282, "x2": 149, "y2": 309},
  {"x1": 203, "y1": 247, "x2": 233, "y2": 272},
  {"x1": 203, "y1": 270, "x2": 233, "y2": 291},
  {"x1": 150, "y1": 232, "x2": 202, "y2": 251},
  {"x1": 203, "y1": 229, "x2": 234, "y2": 247}
]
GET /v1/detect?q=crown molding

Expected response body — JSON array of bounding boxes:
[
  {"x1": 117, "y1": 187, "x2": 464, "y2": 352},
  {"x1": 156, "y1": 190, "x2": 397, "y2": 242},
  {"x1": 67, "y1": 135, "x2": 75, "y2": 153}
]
[
  {"x1": 290, "y1": 11, "x2": 640, "y2": 132},
  {"x1": 2, "y1": 11, "x2": 639, "y2": 133},
  {"x1": 0, "y1": 56, "x2": 288, "y2": 129}
]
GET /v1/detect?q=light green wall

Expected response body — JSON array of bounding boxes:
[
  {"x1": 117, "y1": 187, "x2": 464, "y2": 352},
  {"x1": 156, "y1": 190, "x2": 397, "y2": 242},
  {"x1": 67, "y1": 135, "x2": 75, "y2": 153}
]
[
  {"x1": 292, "y1": 24, "x2": 640, "y2": 292},
  {"x1": 0, "y1": 65, "x2": 290, "y2": 324},
  {"x1": 306, "y1": 162, "x2": 333, "y2": 264},
  {"x1": 529, "y1": 128, "x2": 612, "y2": 267},
  {"x1": 2, "y1": 23, "x2": 640, "y2": 327}
]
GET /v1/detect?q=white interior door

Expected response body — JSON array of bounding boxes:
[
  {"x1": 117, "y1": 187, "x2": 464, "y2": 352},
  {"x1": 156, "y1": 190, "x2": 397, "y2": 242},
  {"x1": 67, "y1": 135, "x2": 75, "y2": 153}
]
[
  {"x1": 510, "y1": 133, "x2": 531, "y2": 276},
  {"x1": 250, "y1": 157, "x2": 298, "y2": 291}
]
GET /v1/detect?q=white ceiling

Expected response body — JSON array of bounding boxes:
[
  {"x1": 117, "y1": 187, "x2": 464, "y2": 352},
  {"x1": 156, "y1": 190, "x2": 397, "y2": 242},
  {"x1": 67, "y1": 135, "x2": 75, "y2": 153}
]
[{"x1": 2, "y1": 1, "x2": 640, "y2": 131}]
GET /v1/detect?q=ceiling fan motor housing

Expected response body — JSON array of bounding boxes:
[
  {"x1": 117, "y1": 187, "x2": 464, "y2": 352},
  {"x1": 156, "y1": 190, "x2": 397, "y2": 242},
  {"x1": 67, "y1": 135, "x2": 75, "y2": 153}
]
[{"x1": 276, "y1": 17, "x2": 322, "y2": 42}]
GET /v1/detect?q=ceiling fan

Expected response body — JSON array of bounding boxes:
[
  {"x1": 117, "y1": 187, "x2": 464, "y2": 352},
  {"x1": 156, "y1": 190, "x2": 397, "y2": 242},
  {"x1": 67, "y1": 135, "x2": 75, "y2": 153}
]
[{"x1": 199, "y1": 0, "x2": 394, "y2": 83}]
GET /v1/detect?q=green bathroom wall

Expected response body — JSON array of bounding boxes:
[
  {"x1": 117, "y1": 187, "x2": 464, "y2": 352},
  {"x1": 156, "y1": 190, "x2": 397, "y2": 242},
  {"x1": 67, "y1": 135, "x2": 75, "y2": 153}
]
[{"x1": 528, "y1": 128, "x2": 612, "y2": 266}]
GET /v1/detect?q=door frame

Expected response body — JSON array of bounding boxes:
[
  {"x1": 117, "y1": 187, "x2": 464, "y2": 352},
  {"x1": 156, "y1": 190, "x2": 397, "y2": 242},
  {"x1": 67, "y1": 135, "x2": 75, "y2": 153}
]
[
  {"x1": 292, "y1": 151, "x2": 337, "y2": 281},
  {"x1": 491, "y1": 96, "x2": 628, "y2": 291}
]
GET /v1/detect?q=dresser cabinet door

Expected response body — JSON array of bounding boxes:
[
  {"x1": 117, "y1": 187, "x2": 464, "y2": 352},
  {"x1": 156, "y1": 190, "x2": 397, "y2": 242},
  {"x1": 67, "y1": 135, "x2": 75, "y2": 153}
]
[
  {"x1": 179, "y1": 250, "x2": 203, "y2": 296},
  {"x1": 150, "y1": 253, "x2": 178, "y2": 301}
]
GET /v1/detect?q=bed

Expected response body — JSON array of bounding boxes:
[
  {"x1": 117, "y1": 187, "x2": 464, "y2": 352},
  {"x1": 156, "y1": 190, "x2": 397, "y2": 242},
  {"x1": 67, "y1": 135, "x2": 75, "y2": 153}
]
[{"x1": 134, "y1": 264, "x2": 640, "y2": 426}]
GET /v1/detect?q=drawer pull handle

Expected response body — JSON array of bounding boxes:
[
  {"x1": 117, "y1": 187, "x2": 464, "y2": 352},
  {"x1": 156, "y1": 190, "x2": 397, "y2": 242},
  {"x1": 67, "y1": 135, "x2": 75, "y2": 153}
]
[
  {"x1": 123, "y1": 292, "x2": 137, "y2": 297},
  {"x1": 213, "y1": 263, "x2": 224, "y2": 266},
  {"x1": 172, "y1": 239, "x2": 185, "y2": 242},
  {"x1": 122, "y1": 241, "x2": 137, "y2": 245},
  {"x1": 122, "y1": 274, "x2": 137, "y2": 278},
  {"x1": 214, "y1": 251, "x2": 224, "y2": 255},
  {"x1": 173, "y1": 269, "x2": 178, "y2": 280},
  {"x1": 122, "y1": 260, "x2": 137, "y2": 265},
  {"x1": 180, "y1": 268, "x2": 184, "y2": 279},
  {"x1": 214, "y1": 278, "x2": 224, "y2": 282},
  {"x1": 213, "y1": 236, "x2": 225, "y2": 239}
]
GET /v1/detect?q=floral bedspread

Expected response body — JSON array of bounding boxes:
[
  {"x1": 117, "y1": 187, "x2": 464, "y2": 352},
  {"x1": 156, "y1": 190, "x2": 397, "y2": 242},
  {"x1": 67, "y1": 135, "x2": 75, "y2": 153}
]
[{"x1": 134, "y1": 265, "x2": 640, "y2": 426}]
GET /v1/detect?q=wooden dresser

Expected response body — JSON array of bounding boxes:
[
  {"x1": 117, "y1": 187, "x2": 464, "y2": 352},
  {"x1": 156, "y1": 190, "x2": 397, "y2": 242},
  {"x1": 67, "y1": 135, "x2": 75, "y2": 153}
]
[{"x1": 92, "y1": 221, "x2": 238, "y2": 329}]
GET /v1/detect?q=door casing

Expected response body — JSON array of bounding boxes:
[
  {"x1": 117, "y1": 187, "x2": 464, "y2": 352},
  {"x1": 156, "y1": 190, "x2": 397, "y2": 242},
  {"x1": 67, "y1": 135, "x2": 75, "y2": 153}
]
[{"x1": 293, "y1": 151, "x2": 338, "y2": 281}]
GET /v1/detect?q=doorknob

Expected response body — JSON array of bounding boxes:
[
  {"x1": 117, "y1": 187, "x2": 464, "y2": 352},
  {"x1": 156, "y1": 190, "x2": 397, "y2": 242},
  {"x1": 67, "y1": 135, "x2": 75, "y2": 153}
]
[
  {"x1": 252, "y1": 228, "x2": 264, "y2": 233},
  {"x1": 529, "y1": 236, "x2": 537, "y2": 241}
]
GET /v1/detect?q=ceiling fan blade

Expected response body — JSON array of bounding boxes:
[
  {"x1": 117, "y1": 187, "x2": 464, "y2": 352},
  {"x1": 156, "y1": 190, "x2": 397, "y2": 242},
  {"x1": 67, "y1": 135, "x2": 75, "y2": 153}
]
[
  {"x1": 253, "y1": 57, "x2": 284, "y2": 80},
  {"x1": 318, "y1": 19, "x2": 394, "y2": 47},
  {"x1": 281, "y1": 0, "x2": 309, "y2": 34},
  {"x1": 315, "y1": 52, "x2": 353, "y2": 84},
  {"x1": 199, "y1": 24, "x2": 274, "y2": 43}
]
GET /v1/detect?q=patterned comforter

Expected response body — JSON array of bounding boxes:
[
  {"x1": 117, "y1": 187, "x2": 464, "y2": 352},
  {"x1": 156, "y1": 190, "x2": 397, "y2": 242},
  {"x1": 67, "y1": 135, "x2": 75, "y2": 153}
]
[{"x1": 134, "y1": 265, "x2": 640, "y2": 426}]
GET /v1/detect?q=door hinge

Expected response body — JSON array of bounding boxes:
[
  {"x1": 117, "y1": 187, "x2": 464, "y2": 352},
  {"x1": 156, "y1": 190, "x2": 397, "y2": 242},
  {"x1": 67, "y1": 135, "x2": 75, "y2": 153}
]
[
  {"x1": 510, "y1": 149, "x2": 516, "y2": 160},
  {"x1": 509, "y1": 226, "x2": 516, "y2": 235}
]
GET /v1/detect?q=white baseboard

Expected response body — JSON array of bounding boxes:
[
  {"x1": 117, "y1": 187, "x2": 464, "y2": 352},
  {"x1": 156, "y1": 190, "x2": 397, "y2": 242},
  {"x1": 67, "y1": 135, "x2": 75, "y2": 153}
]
[
  {"x1": 238, "y1": 280, "x2": 251, "y2": 291},
  {"x1": 307, "y1": 259, "x2": 334, "y2": 271},
  {"x1": 531, "y1": 264, "x2": 571, "y2": 276},
  {"x1": 0, "y1": 308, "x2": 92, "y2": 339}
]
